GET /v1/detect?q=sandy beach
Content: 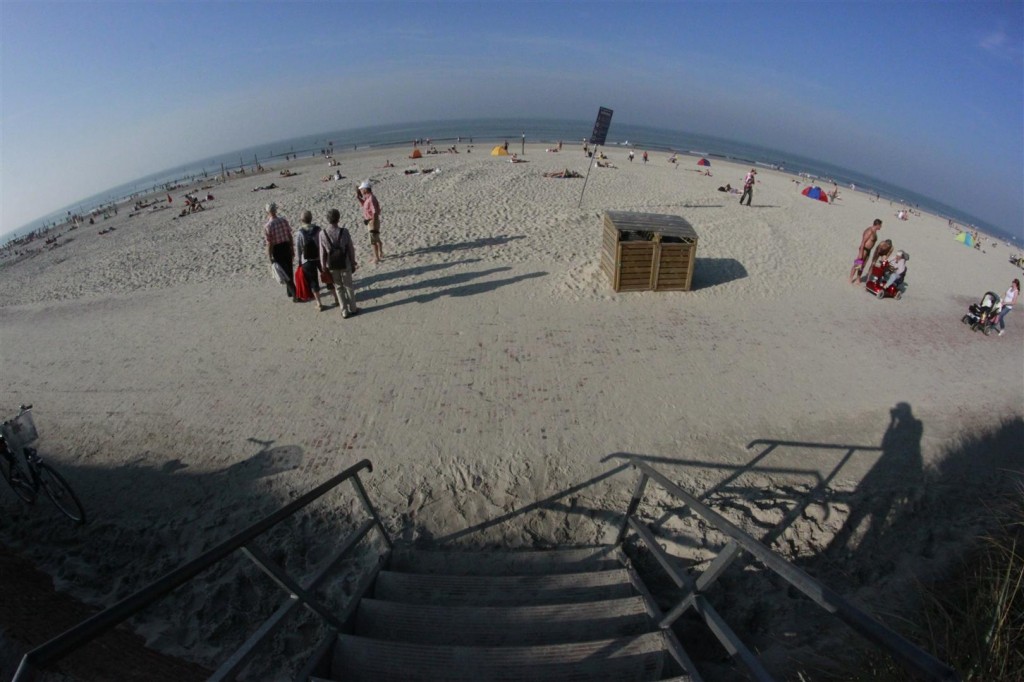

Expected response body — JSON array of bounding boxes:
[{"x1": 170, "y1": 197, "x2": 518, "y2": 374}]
[{"x1": 1, "y1": 143, "x2": 1022, "y2": 678}]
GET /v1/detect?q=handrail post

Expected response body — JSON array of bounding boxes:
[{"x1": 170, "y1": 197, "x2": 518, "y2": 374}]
[
  {"x1": 616, "y1": 471, "x2": 648, "y2": 545},
  {"x1": 11, "y1": 659, "x2": 36, "y2": 682},
  {"x1": 350, "y1": 473, "x2": 392, "y2": 550},
  {"x1": 241, "y1": 544, "x2": 345, "y2": 631}
]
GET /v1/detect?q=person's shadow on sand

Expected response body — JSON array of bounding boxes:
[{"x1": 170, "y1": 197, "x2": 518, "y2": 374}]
[{"x1": 826, "y1": 402, "x2": 924, "y2": 558}]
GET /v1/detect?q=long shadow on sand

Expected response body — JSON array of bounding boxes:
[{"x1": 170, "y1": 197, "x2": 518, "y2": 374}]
[
  {"x1": 355, "y1": 258, "x2": 483, "y2": 289},
  {"x1": 393, "y1": 234, "x2": 526, "y2": 259},
  {"x1": 359, "y1": 267, "x2": 547, "y2": 313},
  {"x1": 689, "y1": 257, "x2": 748, "y2": 290}
]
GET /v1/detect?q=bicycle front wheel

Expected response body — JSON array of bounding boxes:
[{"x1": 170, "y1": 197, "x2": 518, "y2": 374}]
[
  {"x1": 1, "y1": 455, "x2": 37, "y2": 504},
  {"x1": 37, "y1": 463, "x2": 87, "y2": 524}
]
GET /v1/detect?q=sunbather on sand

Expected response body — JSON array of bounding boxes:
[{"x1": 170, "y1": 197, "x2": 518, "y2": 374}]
[{"x1": 544, "y1": 167, "x2": 585, "y2": 178}]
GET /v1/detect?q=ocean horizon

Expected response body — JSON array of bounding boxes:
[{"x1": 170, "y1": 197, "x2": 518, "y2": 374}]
[{"x1": 7, "y1": 118, "x2": 1019, "y2": 246}]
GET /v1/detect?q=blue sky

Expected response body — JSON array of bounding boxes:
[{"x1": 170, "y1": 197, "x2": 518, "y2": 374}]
[{"x1": 2, "y1": 1, "x2": 1022, "y2": 237}]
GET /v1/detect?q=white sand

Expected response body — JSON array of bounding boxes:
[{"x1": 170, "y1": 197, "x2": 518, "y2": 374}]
[{"x1": 1, "y1": 144, "x2": 1021, "y2": 676}]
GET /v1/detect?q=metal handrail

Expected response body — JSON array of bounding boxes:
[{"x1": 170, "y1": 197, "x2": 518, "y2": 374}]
[
  {"x1": 14, "y1": 458, "x2": 387, "y2": 681},
  {"x1": 619, "y1": 457, "x2": 960, "y2": 682}
]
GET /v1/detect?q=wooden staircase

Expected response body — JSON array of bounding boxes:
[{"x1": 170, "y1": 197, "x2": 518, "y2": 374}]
[
  {"x1": 302, "y1": 545, "x2": 697, "y2": 681},
  {"x1": 12, "y1": 459, "x2": 958, "y2": 681}
]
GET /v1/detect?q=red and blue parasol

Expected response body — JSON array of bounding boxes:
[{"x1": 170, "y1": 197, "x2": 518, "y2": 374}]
[{"x1": 801, "y1": 186, "x2": 829, "y2": 203}]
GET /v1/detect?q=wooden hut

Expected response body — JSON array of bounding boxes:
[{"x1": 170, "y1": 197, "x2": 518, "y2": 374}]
[{"x1": 600, "y1": 211, "x2": 698, "y2": 292}]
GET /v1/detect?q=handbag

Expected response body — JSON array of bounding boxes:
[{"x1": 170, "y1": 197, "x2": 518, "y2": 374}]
[
  {"x1": 293, "y1": 264, "x2": 313, "y2": 301},
  {"x1": 320, "y1": 269, "x2": 334, "y2": 286},
  {"x1": 270, "y1": 262, "x2": 288, "y2": 284}
]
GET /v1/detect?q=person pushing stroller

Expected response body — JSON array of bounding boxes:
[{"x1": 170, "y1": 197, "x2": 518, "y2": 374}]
[{"x1": 962, "y1": 291, "x2": 1002, "y2": 335}]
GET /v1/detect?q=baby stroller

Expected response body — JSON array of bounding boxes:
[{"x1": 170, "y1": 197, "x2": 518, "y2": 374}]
[
  {"x1": 961, "y1": 291, "x2": 1002, "y2": 335},
  {"x1": 865, "y1": 259, "x2": 906, "y2": 299}
]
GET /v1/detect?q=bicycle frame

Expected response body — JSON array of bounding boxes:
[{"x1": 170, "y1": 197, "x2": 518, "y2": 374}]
[
  {"x1": 1, "y1": 407, "x2": 86, "y2": 524},
  {"x1": 1, "y1": 411, "x2": 35, "y2": 482}
]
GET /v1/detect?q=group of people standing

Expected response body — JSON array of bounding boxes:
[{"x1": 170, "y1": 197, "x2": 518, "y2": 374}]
[
  {"x1": 850, "y1": 219, "x2": 909, "y2": 289},
  {"x1": 848, "y1": 218, "x2": 1017, "y2": 336},
  {"x1": 262, "y1": 180, "x2": 383, "y2": 318}
]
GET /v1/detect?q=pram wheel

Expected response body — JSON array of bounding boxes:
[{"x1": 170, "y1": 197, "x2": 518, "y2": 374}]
[
  {"x1": 876, "y1": 288, "x2": 885, "y2": 299},
  {"x1": 961, "y1": 314, "x2": 970, "y2": 324},
  {"x1": 895, "y1": 291, "x2": 903, "y2": 300}
]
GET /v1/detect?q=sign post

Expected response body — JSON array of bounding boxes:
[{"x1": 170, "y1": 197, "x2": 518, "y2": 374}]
[{"x1": 578, "y1": 107, "x2": 614, "y2": 208}]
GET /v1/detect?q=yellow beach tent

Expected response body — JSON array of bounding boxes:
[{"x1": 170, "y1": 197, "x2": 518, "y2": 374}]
[{"x1": 491, "y1": 145, "x2": 509, "y2": 156}]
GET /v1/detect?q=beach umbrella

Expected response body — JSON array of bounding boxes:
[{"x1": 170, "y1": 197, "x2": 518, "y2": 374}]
[
  {"x1": 801, "y1": 186, "x2": 829, "y2": 203},
  {"x1": 697, "y1": 158, "x2": 711, "y2": 167},
  {"x1": 955, "y1": 231, "x2": 974, "y2": 247}
]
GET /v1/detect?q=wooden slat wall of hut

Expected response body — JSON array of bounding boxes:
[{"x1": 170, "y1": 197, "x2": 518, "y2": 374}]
[
  {"x1": 619, "y1": 253, "x2": 656, "y2": 289},
  {"x1": 655, "y1": 244, "x2": 694, "y2": 290}
]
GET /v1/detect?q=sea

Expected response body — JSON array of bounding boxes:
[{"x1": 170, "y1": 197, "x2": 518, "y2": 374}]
[{"x1": 8, "y1": 118, "x2": 1019, "y2": 246}]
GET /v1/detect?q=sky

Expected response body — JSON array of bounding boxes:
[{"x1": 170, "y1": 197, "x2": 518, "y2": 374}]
[{"x1": 2, "y1": 1, "x2": 1022, "y2": 238}]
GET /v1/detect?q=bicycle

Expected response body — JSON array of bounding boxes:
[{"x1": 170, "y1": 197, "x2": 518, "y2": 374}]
[{"x1": 1, "y1": 405, "x2": 87, "y2": 525}]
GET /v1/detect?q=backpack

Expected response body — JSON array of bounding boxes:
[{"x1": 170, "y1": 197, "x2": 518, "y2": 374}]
[
  {"x1": 300, "y1": 226, "x2": 320, "y2": 260},
  {"x1": 325, "y1": 228, "x2": 348, "y2": 270}
]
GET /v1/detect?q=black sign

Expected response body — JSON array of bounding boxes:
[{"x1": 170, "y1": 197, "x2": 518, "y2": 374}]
[{"x1": 589, "y1": 106, "x2": 614, "y2": 146}]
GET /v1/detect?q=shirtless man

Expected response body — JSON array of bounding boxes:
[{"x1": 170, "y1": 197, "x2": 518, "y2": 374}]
[
  {"x1": 849, "y1": 219, "x2": 883, "y2": 284},
  {"x1": 865, "y1": 238, "x2": 894, "y2": 276}
]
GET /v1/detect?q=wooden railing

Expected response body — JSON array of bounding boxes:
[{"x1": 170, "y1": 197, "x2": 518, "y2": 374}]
[
  {"x1": 616, "y1": 457, "x2": 960, "y2": 682},
  {"x1": 13, "y1": 458, "x2": 390, "y2": 682}
]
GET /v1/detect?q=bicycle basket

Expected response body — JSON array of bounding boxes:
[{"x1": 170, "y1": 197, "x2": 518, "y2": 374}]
[{"x1": 3, "y1": 411, "x2": 38, "y2": 445}]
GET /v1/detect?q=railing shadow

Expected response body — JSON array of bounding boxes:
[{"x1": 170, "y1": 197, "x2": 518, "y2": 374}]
[
  {"x1": 601, "y1": 437, "x2": 880, "y2": 554},
  {"x1": 616, "y1": 406, "x2": 1023, "y2": 679},
  {"x1": 431, "y1": 462, "x2": 632, "y2": 547}
]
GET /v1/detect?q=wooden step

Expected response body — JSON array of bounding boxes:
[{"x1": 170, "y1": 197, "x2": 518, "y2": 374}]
[
  {"x1": 355, "y1": 596, "x2": 653, "y2": 646},
  {"x1": 389, "y1": 546, "x2": 625, "y2": 576},
  {"x1": 372, "y1": 569, "x2": 634, "y2": 606},
  {"x1": 330, "y1": 632, "x2": 669, "y2": 681}
]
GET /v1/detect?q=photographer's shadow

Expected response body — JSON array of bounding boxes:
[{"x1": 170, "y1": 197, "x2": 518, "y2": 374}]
[{"x1": 826, "y1": 402, "x2": 923, "y2": 558}]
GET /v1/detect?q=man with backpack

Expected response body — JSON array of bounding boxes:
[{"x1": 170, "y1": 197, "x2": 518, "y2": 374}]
[
  {"x1": 319, "y1": 208, "x2": 359, "y2": 317},
  {"x1": 295, "y1": 210, "x2": 327, "y2": 311}
]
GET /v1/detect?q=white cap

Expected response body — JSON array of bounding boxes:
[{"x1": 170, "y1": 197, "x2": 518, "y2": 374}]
[{"x1": 359, "y1": 180, "x2": 372, "y2": 190}]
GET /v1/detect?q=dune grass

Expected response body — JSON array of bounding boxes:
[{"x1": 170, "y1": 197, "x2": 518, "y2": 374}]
[{"x1": 862, "y1": 483, "x2": 1024, "y2": 681}]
